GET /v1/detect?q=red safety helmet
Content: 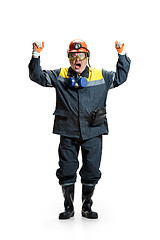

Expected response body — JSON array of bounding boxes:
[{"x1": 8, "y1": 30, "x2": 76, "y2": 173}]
[
  {"x1": 67, "y1": 39, "x2": 91, "y2": 66},
  {"x1": 67, "y1": 39, "x2": 89, "y2": 54}
]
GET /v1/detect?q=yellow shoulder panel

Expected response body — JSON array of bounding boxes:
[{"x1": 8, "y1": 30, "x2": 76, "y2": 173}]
[
  {"x1": 89, "y1": 68, "x2": 103, "y2": 82},
  {"x1": 59, "y1": 68, "x2": 69, "y2": 78}
]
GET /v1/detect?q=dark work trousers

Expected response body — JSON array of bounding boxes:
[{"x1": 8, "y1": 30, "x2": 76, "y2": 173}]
[{"x1": 56, "y1": 135, "x2": 102, "y2": 186}]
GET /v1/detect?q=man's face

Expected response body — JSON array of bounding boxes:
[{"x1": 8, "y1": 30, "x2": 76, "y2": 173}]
[{"x1": 69, "y1": 52, "x2": 88, "y2": 73}]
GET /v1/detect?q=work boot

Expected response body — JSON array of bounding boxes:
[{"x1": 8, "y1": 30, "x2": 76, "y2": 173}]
[
  {"x1": 59, "y1": 184, "x2": 74, "y2": 220},
  {"x1": 82, "y1": 184, "x2": 98, "y2": 219}
]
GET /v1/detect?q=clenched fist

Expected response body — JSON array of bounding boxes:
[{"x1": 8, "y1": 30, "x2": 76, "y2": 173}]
[
  {"x1": 115, "y1": 41, "x2": 125, "y2": 54},
  {"x1": 32, "y1": 41, "x2": 44, "y2": 58}
]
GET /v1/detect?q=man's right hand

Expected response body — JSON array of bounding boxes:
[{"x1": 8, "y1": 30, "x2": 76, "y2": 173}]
[{"x1": 32, "y1": 41, "x2": 44, "y2": 58}]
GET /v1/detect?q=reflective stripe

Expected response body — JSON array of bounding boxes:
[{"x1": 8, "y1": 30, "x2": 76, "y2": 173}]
[
  {"x1": 44, "y1": 71, "x2": 53, "y2": 86},
  {"x1": 87, "y1": 78, "x2": 105, "y2": 87},
  {"x1": 109, "y1": 72, "x2": 116, "y2": 89},
  {"x1": 61, "y1": 183, "x2": 74, "y2": 186},
  {"x1": 82, "y1": 183, "x2": 96, "y2": 186},
  {"x1": 57, "y1": 75, "x2": 68, "y2": 83}
]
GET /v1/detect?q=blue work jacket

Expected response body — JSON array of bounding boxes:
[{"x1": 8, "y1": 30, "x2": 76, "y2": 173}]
[{"x1": 28, "y1": 54, "x2": 131, "y2": 140}]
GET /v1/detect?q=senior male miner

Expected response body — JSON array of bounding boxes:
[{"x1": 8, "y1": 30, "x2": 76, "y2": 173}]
[{"x1": 28, "y1": 39, "x2": 131, "y2": 219}]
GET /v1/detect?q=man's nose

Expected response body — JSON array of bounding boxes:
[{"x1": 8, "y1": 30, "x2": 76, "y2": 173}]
[{"x1": 75, "y1": 56, "x2": 80, "y2": 61}]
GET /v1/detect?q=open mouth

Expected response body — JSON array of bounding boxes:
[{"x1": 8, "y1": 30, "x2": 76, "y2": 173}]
[{"x1": 75, "y1": 62, "x2": 81, "y2": 69}]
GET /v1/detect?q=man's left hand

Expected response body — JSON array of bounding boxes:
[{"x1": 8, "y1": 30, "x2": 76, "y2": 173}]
[{"x1": 115, "y1": 41, "x2": 125, "y2": 54}]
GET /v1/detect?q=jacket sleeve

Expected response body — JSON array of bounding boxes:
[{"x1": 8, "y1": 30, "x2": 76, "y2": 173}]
[
  {"x1": 28, "y1": 57, "x2": 60, "y2": 87},
  {"x1": 103, "y1": 54, "x2": 131, "y2": 89}
]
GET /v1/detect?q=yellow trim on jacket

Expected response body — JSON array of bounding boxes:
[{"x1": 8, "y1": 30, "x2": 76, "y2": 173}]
[{"x1": 59, "y1": 67, "x2": 103, "y2": 82}]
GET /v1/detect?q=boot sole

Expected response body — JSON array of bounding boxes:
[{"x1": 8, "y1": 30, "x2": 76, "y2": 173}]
[
  {"x1": 82, "y1": 211, "x2": 98, "y2": 219},
  {"x1": 59, "y1": 211, "x2": 74, "y2": 220}
]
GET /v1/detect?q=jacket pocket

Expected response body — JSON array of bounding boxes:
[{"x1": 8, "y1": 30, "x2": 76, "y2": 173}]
[
  {"x1": 53, "y1": 109, "x2": 73, "y2": 131},
  {"x1": 53, "y1": 109, "x2": 71, "y2": 120}
]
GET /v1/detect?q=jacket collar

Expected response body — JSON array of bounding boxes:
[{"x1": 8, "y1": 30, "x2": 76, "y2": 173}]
[{"x1": 67, "y1": 66, "x2": 89, "y2": 78}]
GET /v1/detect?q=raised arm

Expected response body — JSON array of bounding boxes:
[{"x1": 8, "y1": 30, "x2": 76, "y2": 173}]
[
  {"x1": 103, "y1": 41, "x2": 131, "y2": 89},
  {"x1": 28, "y1": 41, "x2": 60, "y2": 87}
]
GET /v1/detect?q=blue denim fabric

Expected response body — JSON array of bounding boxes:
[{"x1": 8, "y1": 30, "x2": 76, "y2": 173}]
[{"x1": 56, "y1": 135, "x2": 102, "y2": 185}]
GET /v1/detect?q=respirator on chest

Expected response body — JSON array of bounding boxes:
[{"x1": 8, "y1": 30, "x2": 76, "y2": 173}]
[{"x1": 68, "y1": 76, "x2": 88, "y2": 88}]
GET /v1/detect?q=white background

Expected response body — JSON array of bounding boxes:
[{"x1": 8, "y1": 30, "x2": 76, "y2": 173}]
[{"x1": 0, "y1": 0, "x2": 160, "y2": 239}]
